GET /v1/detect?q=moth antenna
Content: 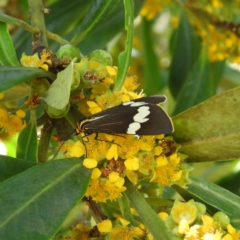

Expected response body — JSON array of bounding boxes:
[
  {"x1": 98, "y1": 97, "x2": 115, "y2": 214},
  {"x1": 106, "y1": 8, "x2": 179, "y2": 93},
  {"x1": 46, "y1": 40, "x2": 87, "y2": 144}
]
[{"x1": 51, "y1": 130, "x2": 75, "y2": 160}]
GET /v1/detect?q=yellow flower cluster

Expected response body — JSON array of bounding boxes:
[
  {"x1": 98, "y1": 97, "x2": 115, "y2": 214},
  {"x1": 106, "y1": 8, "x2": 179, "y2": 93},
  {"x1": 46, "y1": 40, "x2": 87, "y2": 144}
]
[
  {"x1": 0, "y1": 108, "x2": 26, "y2": 136},
  {"x1": 20, "y1": 48, "x2": 53, "y2": 71},
  {"x1": 140, "y1": 0, "x2": 171, "y2": 20},
  {"x1": 159, "y1": 199, "x2": 240, "y2": 240},
  {"x1": 197, "y1": 23, "x2": 240, "y2": 63},
  {"x1": 64, "y1": 65, "x2": 190, "y2": 202}
]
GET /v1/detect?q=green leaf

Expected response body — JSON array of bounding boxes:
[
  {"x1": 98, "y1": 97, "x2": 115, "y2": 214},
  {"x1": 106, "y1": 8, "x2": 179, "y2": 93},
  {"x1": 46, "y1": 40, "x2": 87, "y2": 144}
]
[
  {"x1": 172, "y1": 49, "x2": 215, "y2": 115},
  {"x1": 113, "y1": 0, "x2": 134, "y2": 91},
  {"x1": 169, "y1": 10, "x2": 201, "y2": 98},
  {"x1": 141, "y1": 18, "x2": 165, "y2": 95},
  {"x1": 0, "y1": 158, "x2": 91, "y2": 240},
  {"x1": 118, "y1": 193, "x2": 138, "y2": 226},
  {"x1": 79, "y1": 0, "x2": 144, "y2": 55},
  {"x1": 13, "y1": 0, "x2": 90, "y2": 56},
  {"x1": 125, "y1": 179, "x2": 172, "y2": 239},
  {"x1": 0, "y1": 155, "x2": 36, "y2": 182},
  {"x1": 0, "y1": 84, "x2": 30, "y2": 103},
  {"x1": 71, "y1": 0, "x2": 121, "y2": 45},
  {"x1": 0, "y1": 22, "x2": 19, "y2": 66},
  {"x1": 42, "y1": 59, "x2": 75, "y2": 109},
  {"x1": 187, "y1": 177, "x2": 240, "y2": 228},
  {"x1": 16, "y1": 122, "x2": 38, "y2": 162},
  {"x1": 0, "y1": 66, "x2": 55, "y2": 92},
  {"x1": 172, "y1": 87, "x2": 240, "y2": 162}
]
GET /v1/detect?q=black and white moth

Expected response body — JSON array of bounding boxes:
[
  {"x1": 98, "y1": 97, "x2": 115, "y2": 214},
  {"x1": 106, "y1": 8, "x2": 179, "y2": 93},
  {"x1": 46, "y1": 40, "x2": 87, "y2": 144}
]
[{"x1": 75, "y1": 95, "x2": 173, "y2": 137}]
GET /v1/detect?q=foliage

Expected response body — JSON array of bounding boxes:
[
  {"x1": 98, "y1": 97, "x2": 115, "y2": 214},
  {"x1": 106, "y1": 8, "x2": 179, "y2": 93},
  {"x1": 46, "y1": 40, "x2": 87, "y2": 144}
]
[{"x1": 0, "y1": 0, "x2": 240, "y2": 239}]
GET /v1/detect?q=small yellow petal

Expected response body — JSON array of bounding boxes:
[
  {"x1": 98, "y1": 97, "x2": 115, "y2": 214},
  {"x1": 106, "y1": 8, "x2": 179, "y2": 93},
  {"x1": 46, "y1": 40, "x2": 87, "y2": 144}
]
[
  {"x1": 87, "y1": 101, "x2": 99, "y2": 108},
  {"x1": 70, "y1": 141, "x2": 85, "y2": 157},
  {"x1": 97, "y1": 219, "x2": 112, "y2": 233},
  {"x1": 91, "y1": 168, "x2": 101, "y2": 179},
  {"x1": 106, "y1": 65, "x2": 117, "y2": 76},
  {"x1": 158, "y1": 212, "x2": 169, "y2": 221},
  {"x1": 156, "y1": 155, "x2": 168, "y2": 166},
  {"x1": 16, "y1": 109, "x2": 26, "y2": 118},
  {"x1": 109, "y1": 172, "x2": 119, "y2": 182},
  {"x1": 0, "y1": 93, "x2": 4, "y2": 99},
  {"x1": 118, "y1": 217, "x2": 130, "y2": 227},
  {"x1": 227, "y1": 224, "x2": 236, "y2": 234},
  {"x1": 83, "y1": 158, "x2": 98, "y2": 169},
  {"x1": 106, "y1": 144, "x2": 118, "y2": 160},
  {"x1": 114, "y1": 177, "x2": 125, "y2": 188},
  {"x1": 124, "y1": 157, "x2": 139, "y2": 171},
  {"x1": 140, "y1": 142, "x2": 151, "y2": 151},
  {"x1": 154, "y1": 146, "x2": 162, "y2": 155}
]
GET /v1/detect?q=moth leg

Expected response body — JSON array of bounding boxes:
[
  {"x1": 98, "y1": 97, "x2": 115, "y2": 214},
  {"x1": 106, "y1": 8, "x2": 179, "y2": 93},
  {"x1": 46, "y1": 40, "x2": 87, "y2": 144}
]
[{"x1": 94, "y1": 133, "x2": 121, "y2": 147}]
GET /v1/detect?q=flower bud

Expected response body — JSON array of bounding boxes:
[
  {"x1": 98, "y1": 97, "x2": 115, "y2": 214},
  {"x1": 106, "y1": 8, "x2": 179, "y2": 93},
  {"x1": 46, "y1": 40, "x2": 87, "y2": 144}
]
[
  {"x1": 89, "y1": 50, "x2": 113, "y2": 65},
  {"x1": 56, "y1": 44, "x2": 80, "y2": 61}
]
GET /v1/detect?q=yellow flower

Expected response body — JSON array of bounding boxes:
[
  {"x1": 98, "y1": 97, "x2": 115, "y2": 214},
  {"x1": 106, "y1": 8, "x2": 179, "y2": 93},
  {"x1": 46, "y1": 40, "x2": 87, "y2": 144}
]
[
  {"x1": 20, "y1": 52, "x2": 49, "y2": 71},
  {"x1": 87, "y1": 101, "x2": 102, "y2": 114},
  {"x1": 123, "y1": 76, "x2": 139, "y2": 91},
  {"x1": 0, "y1": 93, "x2": 4, "y2": 99},
  {"x1": 86, "y1": 178, "x2": 125, "y2": 202},
  {"x1": 0, "y1": 108, "x2": 26, "y2": 136},
  {"x1": 171, "y1": 200, "x2": 198, "y2": 225},
  {"x1": 97, "y1": 219, "x2": 112, "y2": 233},
  {"x1": 71, "y1": 223, "x2": 91, "y2": 240},
  {"x1": 110, "y1": 226, "x2": 144, "y2": 240},
  {"x1": 140, "y1": 0, "x2": 162, "y2": 20}
]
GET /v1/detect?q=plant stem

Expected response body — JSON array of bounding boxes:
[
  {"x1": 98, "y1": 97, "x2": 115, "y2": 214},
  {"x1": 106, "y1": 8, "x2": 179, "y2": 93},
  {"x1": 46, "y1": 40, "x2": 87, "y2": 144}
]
[{"x1": 28, "y1": 0, "x2": 48, "y2": 48}]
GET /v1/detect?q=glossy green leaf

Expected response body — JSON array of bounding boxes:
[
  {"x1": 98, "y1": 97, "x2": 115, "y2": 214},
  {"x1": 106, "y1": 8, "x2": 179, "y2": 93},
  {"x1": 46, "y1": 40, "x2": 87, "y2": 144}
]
[
  {"x1": 16, "y1": 122, "x2": 38, "y2": 162},
  {"x1": 13, "y1": 0, "x2": 90, "y2": 56},
  {"x1": 118, "y1": 193, "x2": 138, "y2": 226},
  {"x1": 0, "y1": 22, "x2": 19, "y2": 66},
  {"x1": 78, "y1": 0, "x2": 144, "y2": 55},
  {"x1": 0, "y1": 84, "x2": 30, "y2": 103},
  {"x1": 42, "y1": 59, "x2": 75, "y2": 109},
  {"x1": 114, "y1": 0, "x2": 134, "y2": 91},
  {"x1": 172, "y1": 49, "x2": 214, "y2": 115},
  {"x1": 169, "y1": 10, "x2": 201, "y2": 98},
  {"x1": 0, "y1": 158, "x2": 91, "y2": 240},
  {"x1": 172, "y1": 87, "x2": 240, "y2": 162},
  {"x1": 125, "y1": 179, "x2": 172, "y2": 239},
  {"x1": 0, "y1": 66, "x2": 55, "y2": 92},
  {"x1": 0, "y1": 155, "x2": 36, "y2": 182},
  {"x1": 141, "y1": 18, "x2": 164, "y2": 95},
  {"x1": 187, "y1": 177, "x2": 240, "y2": 228},
  {"x1": 71, "y1": 0, "x2": 121, "y2": 45}
]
